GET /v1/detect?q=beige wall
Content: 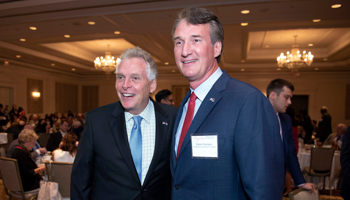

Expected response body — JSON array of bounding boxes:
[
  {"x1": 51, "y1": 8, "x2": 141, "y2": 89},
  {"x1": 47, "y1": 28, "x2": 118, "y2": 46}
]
[{"x1": 1, "y1": 63, "x2": 349, "y2": 132}]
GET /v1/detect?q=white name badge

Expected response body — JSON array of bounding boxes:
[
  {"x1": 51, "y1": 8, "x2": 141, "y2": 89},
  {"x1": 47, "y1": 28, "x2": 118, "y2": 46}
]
[{"x1": 191, "y1": 134, "x2": 218, "y2": 159}]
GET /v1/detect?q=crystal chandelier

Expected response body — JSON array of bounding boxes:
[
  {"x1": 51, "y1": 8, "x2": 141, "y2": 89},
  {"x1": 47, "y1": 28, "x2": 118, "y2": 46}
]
[
  {"x1": 277, "y1": 35, "x2": 313, "y2": 71},
  {"x1": 94, "y1": 44, "x2": 120, "y2": 76}
]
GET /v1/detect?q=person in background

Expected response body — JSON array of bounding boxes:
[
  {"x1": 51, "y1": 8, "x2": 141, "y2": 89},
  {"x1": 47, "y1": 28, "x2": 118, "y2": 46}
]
[
  {"x1": 46, "y1": 120, "x2": 70, "y2": 151},
  {"x1": 72, "y1": 119, "x2": 83, "y2": 140},
  {"x1": 6, "y1": 116, "x2": 26, "y2": 140},
  {"x1": 11, "y1": 129, "x2": 46, "y2": 192},
  {"x1": 299, "y1": 108, "x2": 313, "y2": 144},
  {"x1": 324, "y1": 123, "x2": 347, "y2": 149},
  {"x1": 71, "y1": 47, "x2": 177, "y2": 200},
  {"x1": 341, "y1": 126, "x2": 350, "y2": 199},
  {"x1": 170, "y1": 7, "x2": 284, "y2": 199},
  {"x1": 267, "y1": 79, "x2": 316, "y2": 196},
  {"x1": 317, "y1": 106, "x2": 332, "y2": 143},
  {"x1": 155, "y1": 89, "x2": 175, "y2": 106},
  {"x1": 52, "y1": 132, "x2": 78, "y2": 162},
  {"x1": 18, "y1": 106, "x2": 25, "y2": 118},
  {"x1": 9, "y1": 104, "x2": 18, "y2": 123}
]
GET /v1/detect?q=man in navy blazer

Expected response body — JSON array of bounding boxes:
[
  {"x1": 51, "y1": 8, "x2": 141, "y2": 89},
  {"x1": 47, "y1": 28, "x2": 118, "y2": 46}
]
[
  {"x1": 170, "y1": 7, "x2": 285, "y2": 199},
  {"x1": 71, "y1": 47, "x2": 177, "y2": 200},
  {"x1": 267, "y1": 79, "x2": 316, "y2": 195}
]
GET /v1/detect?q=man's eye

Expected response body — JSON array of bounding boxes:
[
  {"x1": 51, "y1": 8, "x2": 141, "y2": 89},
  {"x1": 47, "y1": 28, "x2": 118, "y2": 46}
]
[
  {"x1": 175, "y1": 41, "x2": 183, "y2": 46},
  {"x1": 194, "y1": 39, "x2": 200, "y2": 42}
]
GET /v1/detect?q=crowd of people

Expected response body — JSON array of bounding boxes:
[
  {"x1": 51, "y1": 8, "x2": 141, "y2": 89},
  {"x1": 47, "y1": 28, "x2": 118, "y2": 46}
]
[{"x1": 0, "y1": 104, "x2": 82, "y2": 192}]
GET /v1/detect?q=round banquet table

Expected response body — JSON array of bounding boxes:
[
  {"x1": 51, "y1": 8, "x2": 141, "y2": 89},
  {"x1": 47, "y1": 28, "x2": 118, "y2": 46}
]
[{"x1": 297, "y1": 147, "x2": 341, "y2": 189}]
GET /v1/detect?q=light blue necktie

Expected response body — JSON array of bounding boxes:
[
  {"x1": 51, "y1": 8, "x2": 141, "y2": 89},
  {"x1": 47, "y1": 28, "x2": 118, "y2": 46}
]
[{"x1": 130, "y1": 116, "x2": 142, "y2": 182}]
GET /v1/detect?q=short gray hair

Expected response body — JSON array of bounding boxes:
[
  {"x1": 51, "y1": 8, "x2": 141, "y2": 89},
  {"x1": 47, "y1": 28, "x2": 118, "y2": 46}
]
[
  {"x1": 18, "y1": 129, "x2": 38, "y2": 145},
  {"x1": 116, "y1": 47, "x2": 158, "y2": 81}
]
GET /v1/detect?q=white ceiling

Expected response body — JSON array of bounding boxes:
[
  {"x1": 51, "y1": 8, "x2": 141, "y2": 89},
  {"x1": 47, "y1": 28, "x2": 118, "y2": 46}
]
[{"x1": 0, "y1": 0, "x2": 349, "y2": 76}]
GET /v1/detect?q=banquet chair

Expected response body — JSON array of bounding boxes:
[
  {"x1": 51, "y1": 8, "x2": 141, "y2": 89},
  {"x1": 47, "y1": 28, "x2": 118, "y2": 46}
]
[
  {"x1": 288, "y1": 187, "x2": 320, "y2": 200},
  {"x1": 45, "y1": 161, "x2": 73, "y2": 198},
  {"x1": 303, "y1": 147, "x2": 335, "y2": 195},
  {"x1": 2, "y1": 132, "x2": 13, "y2": 152},
  {"x1": 0, "y1": 157, "x2": 39, "y2": 200}
]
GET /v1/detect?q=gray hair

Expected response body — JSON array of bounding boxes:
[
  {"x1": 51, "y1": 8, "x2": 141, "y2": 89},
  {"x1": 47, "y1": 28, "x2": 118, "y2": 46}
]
[
  {"x1": 18, "y1": 129, "x2": 38, "y2": 145},
  {"x1": 172, "y1": 7, "x2": 224, "y2": 63},
  {"x1": 116, "y1": 47, "x2": 158, "y2": 81}
]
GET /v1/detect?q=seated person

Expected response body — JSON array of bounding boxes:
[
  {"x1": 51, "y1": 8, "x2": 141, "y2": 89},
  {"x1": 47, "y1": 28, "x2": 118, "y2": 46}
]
[
  {"x1": 52, "y1": 132, "x2": 78, "y2": 163},
  {"x1": 11, "y1": 129, "x2": 46, "y2": 192}
]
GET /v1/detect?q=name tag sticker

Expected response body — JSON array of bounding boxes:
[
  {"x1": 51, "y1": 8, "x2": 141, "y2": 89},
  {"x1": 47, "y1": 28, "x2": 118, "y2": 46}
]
[{"x1": 191, "y1": 134, "x2": 218, "y2": 159}]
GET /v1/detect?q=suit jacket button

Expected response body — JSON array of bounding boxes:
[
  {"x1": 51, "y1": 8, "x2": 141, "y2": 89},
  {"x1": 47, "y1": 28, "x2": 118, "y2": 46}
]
[
  {"x1": 175, "y1": 185, "x2": 179, "y2": 190},
  {"x1": 141, "y1": 188, "x2": 147, "y2": 192}
]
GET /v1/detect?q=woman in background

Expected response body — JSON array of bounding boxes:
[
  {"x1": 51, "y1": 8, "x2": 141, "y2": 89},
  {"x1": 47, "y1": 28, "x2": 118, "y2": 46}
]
[
  {"x1": 11, "y1": 129, "x2": 45, "y2": 191},
  {"x1": 52, "y1": 132, "x2": 78, "y2": 162}
]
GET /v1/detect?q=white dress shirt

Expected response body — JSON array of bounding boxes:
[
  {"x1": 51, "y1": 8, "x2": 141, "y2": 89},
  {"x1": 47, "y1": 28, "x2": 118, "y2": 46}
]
[
  {"x1": 125, "y1": 100, "x2": 156, "y2": 185},
  {"x1": 174, "y1": 67, "x2": 223, "y2": 154}
]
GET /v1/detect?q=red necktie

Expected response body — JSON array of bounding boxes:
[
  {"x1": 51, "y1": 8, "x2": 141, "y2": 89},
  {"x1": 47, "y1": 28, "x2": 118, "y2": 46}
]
[{"x1": 177, "y1": 92, "x2": 197, "y2": 159}]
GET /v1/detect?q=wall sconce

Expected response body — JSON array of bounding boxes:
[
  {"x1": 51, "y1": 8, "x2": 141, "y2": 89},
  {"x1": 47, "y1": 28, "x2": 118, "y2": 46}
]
[{"x1": 32, "y1": 92, "x2": 41, "y2": 98}]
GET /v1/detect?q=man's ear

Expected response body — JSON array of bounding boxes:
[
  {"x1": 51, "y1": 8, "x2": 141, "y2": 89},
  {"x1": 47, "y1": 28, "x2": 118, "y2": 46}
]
[
  {"x1": 270, "y1": 91, "x2": 277, "y2": 100},
  {"x1": 160, "y1": 99, "x2": 166, "y2": 104},
  {"x1": 150, "y1": 79, "x2": 157, "y2": 94},
  {"x1": 214, "y1": 41, "x2": 222, "y2": 58}
]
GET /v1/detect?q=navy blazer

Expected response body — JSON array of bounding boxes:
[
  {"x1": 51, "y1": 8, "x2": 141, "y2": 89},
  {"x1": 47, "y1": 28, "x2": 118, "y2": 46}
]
[
  {"x1": 279, "y1": 113, "x2": 305, "y2": 185},
  {"x1": 71, "y1": 100, "x2": 177, "y2": 200},
  {"x1": 170, "y1": 71, "x2": 285, "y2": 200}
]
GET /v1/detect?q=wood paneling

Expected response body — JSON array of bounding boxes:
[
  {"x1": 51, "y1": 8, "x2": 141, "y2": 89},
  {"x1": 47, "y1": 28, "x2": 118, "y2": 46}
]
[
  {"x1": 55, "y1": 83, "x2": 77, "y2": 114},
  {"x1": 82, "y1": 85, "x2": 99, "y2": 113}
]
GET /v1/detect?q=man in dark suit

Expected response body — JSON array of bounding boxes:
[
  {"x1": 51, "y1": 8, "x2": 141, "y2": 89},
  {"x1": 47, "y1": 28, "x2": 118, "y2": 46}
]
[
  {"x1": 267, "y1": 79, "x2": 316, "y2": 196},
  {"x1": 317, "y1": 106, "x2": 332, "y2": 143},
  {"x1": 170, "y1": 7, "x2": 284, "y2": 199},
  {"x1": 46, "y1": 120, "x2": 69, "y2": 151},
  {"x1": 71, "y1": 47, "x2": 177, "y2": 200},
  {"x1": 341, "y1": 126, "x2": 350, "y2": 199}
]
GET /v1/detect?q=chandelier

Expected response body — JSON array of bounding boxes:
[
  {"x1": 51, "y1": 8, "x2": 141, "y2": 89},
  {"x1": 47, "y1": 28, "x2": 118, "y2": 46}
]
[
  {"x1": 277, "y1": 35, "x2": 313, "y2": 72},
  {"x1": 94, "y1": 44, "x2": 120, "y2": 76}
]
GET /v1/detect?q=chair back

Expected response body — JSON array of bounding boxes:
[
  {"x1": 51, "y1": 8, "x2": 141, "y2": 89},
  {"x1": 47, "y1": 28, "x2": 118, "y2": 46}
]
[
  {"x1": 38, "y1": 133, "x2": 51, "y2": 147},
  {"x1": 45, "y1": 161, "x2": 73, "y2": 197},
  {"x1": 0, "y1": 157, "x2": 26, "y2": 199},
  {"x1": 289, "y1": 188, "x2": 320, "y2": 200},
  {"x1": 310, "y1": 147, "x2": 335, "y2": 172}
]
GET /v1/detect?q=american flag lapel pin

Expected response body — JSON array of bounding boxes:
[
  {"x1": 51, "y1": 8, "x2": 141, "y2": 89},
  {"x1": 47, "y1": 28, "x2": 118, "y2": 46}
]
[
  {"x1": 162, "y1": 121, "x2": 168, "y2": 126},
  {"x1": 209, "y1": 98, "x2": 215, "y2": 102}
]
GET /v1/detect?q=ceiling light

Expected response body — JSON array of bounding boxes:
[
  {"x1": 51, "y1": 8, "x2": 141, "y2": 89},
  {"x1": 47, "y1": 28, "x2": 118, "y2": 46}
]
[
  {"x1": 241, "y1": 69, "x2": 245, "y2": 71},
  {"x1": 94, "y1": 44, "x2": 121, "y2": 78},
  {"x1": 241, "y1": 23, "x2": 248, "y2": 26},
  {"x1": 88, "y1": 21, "x2": 95, "y2": 25},
  {"x1": 16, "y1": 55, "x2": 21, "y2": 58},
  {"x1": 241, "y1": 10, "x2": 250, "y2": 14},
  {"x1": 29, "y1": 26, "x2": 37, "y2": 30},
  {"x1": 114, "y1": 31, "x2": 121, "y2": 34},
  {"x1": 20, "y1": 38, "x2": 26, "y2": 42},
  {"x1": 51, "y1": 63, "x2": 55, "y2": 66},
  {"x1": 64, "y1": 35, "x2": 70, "y2": 38},
  {"x1": 314, "y1": 68, "x2": 319, "y2": 70},
  {"x1": 324, "y1": 58, "x2": 328, "y2": 61},
  {"x1": 4, "y1": 61, "x2": 9, "y2": 65},
  {"x1": 313, "y1": 19, "x2": 321, "y2": 22},
  {"x1": 331, "y1": 4, "x2": 341, "y2": 9},
  {"x1": 164, "y1": 62, "x2": 169, "y2": 65},
  {"x1": 265, "y1": 45, "x2": 270, "y2": 48},
  {"x1": 241, "y1": 60, "x2": 245, "y2": 63},
  {"x1": 308, "y1": 44, "x2": 313, "y2": 46},
  {"x1": 277, "y1": 35, "x2": 313, "y2": 75},
  {"x1": 72, "y1": 68, "x2": 76, "y2": 71},
  {"x1": 277, "y1": 68, "x2": 281, "y2": 71},
  {"x1": 171, "y1": 70, "x2": 176, "y2": 73}
]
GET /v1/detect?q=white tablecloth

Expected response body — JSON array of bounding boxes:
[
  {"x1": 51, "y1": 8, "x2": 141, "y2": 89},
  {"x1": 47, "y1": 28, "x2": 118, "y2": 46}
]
[{"x1": 297, "y1": 148, "x2": 341, "y2": 189}]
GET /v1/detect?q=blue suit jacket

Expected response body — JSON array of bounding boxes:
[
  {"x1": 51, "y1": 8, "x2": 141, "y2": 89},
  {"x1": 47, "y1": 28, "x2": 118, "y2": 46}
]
[
  {"x1": 71, "y1": 99, "x2": 177, "y2": 200},
  {"x1": 170, "y1": 71, "x2": 285, "y2": 200},
  {"x1": 279, "y1": 113, "x2": 305, "y2": 185}
]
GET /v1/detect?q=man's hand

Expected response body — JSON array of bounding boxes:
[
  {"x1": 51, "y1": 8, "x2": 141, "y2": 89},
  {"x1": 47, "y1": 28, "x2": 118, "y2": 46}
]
[{"x1": 300, "y1": 183, "x2": 317, "y2": 194}]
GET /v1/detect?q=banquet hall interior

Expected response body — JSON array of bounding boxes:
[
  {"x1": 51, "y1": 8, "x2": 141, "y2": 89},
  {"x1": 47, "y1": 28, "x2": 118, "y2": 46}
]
[{"x1": 0, "y1": 0, "x2": 350, "y2": 199}]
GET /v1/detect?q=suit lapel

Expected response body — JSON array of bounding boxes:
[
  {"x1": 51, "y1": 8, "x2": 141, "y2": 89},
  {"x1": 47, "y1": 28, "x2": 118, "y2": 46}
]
[
  {"x1": 176, "y1": 72, "x2": 229, "y2": 160},
  {"x1": 109, "y1": 102, "x2": 140, "y2": 183},
  {"x1": 143, "y1": 101, "x2": 169, "y2": 184}
]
